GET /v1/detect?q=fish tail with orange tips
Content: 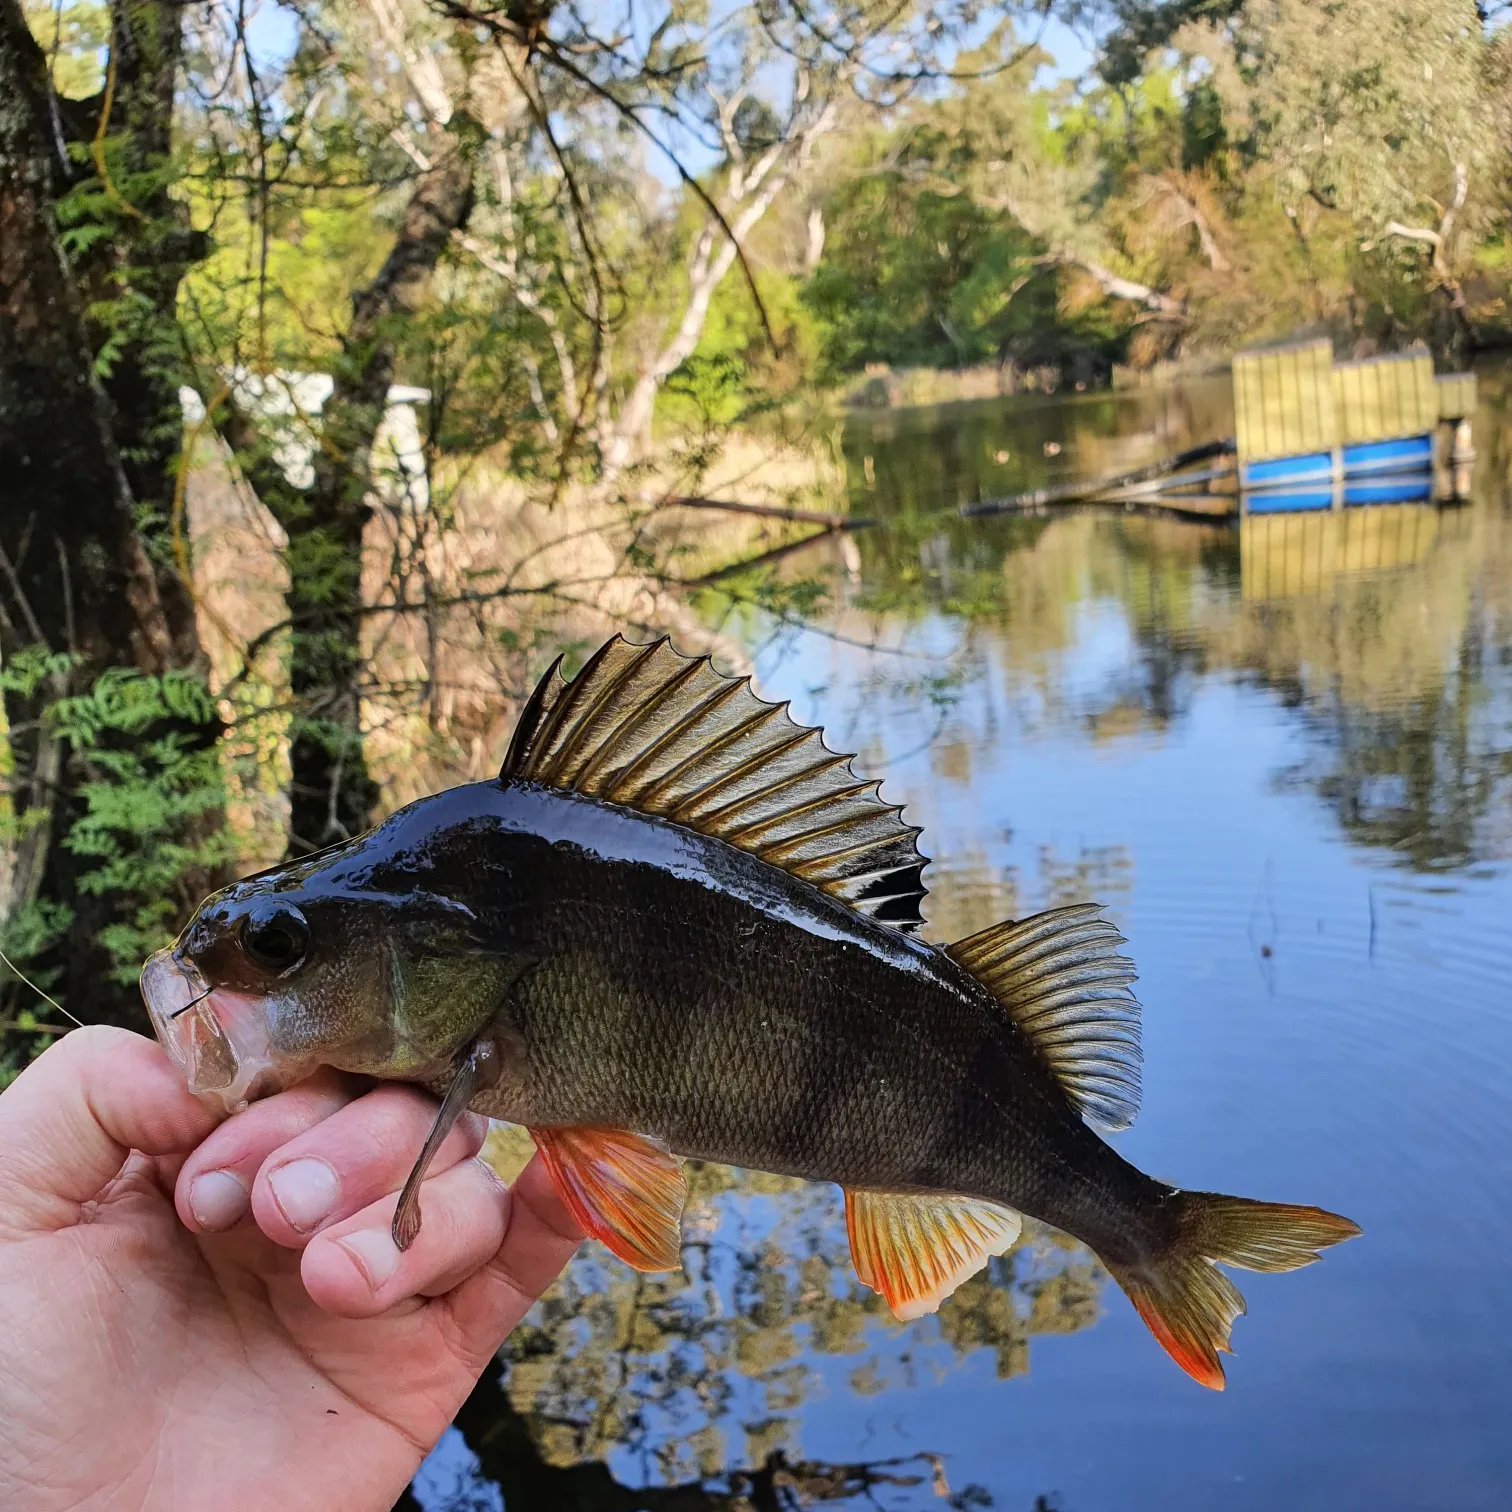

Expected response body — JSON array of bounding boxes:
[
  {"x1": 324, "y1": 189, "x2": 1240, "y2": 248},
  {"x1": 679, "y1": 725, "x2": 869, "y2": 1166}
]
[{"x1": 1103, "y1": 1192, "x2": 1361, "y2": 1390}]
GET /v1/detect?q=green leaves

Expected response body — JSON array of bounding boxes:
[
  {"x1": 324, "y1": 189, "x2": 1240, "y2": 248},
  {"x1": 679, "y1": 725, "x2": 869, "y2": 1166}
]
[
  {"x1": 38, "y1": 668, "x2": 230, "y2": 985},
  {"x1": 0, "y1": 648, "x2": 71, "y2": 700}
]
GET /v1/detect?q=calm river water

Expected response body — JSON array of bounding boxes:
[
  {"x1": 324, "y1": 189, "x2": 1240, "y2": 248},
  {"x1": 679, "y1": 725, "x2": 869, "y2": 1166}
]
[{"x1": 406, "y1": 367, "x2": 1512, "y2": 1510}]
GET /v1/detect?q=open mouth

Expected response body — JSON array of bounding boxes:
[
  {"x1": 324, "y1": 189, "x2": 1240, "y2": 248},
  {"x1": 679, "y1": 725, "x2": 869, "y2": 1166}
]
[{"x1": 140, "y1": 947, "x2": 296, "y2": 1116}]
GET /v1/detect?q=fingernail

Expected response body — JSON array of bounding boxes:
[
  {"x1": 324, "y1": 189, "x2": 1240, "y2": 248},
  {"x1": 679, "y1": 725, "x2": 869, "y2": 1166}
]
[
  {"x1": 190, "y1": 1170, "x2": 249, "y2": 1232},
  {"x1": 336, "y1": 1228, "x2": 399, "y2": 1291},
  {"x1": 267, "y1": 1158, "x2": 340, "y2": 1234}
]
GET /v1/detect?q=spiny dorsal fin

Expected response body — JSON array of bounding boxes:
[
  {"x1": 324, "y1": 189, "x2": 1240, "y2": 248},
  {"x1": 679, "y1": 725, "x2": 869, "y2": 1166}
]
[
  {"x1": 947, "y1": 904, "x2": 1141, "y2": 1131},
  {"x1": 502, "y1": 635, "x2": 930, "y2": 933}
]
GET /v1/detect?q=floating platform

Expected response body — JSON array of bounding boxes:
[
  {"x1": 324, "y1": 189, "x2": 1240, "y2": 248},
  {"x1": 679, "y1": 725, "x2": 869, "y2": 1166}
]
[
  {"x1": 1232, "y1": 341, "x2": 1475, "y2": 514},
  {"x1": 950, "y1": 341, "x2": 1476, "y2": 526}
]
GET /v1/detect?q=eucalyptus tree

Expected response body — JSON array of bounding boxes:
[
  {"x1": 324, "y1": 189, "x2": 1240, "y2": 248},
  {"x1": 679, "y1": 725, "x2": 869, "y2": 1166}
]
[
  {"x1": 0, "y1": 0, "x2": 1009, "y2": 1032},
  {"x1": 1175, "y1": 0, "x2": 1490, "y2": 330}
]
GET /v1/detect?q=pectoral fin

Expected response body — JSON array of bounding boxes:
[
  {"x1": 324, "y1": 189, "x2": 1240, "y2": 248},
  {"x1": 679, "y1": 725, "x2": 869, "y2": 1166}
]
[
  {"x1": 530, "y1": 1125, "x2": 687, "y2": 1272},
  {"x1": 845, "y1": 1188, "x2": 1023, "y2": 1321},
  {"x1": 392, "y1": 1036, "x2": 503, "y2": 1251}
]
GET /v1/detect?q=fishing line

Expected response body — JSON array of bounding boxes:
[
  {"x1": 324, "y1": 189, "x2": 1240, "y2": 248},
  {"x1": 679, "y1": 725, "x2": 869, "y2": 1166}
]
[
  {"x1": 0, "y1": 945, "x2": 86, "y2": 1030},
  {"x1": 170, "y1": 987, "x2": 213, "y2": 1020}
]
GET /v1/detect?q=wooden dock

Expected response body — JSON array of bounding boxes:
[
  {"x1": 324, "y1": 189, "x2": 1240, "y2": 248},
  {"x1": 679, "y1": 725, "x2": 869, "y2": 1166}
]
[{"x1": 952, "y1": 340, "x2": 1476, "y2": 522}]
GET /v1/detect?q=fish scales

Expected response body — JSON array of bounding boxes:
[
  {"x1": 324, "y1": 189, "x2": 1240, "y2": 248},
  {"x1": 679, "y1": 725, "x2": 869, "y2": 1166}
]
[
  {"x1": 343, "y1": 779, "x2": 1159, "y2": 1255},
  {"x1": 141, "y1": 633, "x2": 1360, "y2": 1389}
]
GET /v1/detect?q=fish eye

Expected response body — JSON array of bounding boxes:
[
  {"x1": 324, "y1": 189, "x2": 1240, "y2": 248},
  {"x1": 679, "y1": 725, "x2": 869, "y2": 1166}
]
[{"x1": 239, "y1": 900, "x2": 310, "y2": 973}]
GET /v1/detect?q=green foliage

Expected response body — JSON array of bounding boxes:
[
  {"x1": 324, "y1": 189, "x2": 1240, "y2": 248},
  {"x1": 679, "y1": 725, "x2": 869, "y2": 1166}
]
[
  {"x1": 0, "y1": 901, "x2": 72, "y2": 1087},
  {"x1": 3, "y1": 665, "x2": 232, "y2": 997},
  {"x1": 21, "y1": 0, "x2": 108, "y2": 98},
  {"x1": 806, "y1": 175, "x2": 1040, "y2": 373},
  {"x1": 800, "y1": 48, "x2": 1137, "y2": 381},
  {"x1": 56, "y1": 671, "x2": 229, "y2": 981},
  {"x1": 655, "y1": 269, "x2": 822, "y2": 432},
  {"x1": 1181, "y1": 76, "x2": 1228, "y2": 172},
  {"x1": 789, "y1": 2, "x2": 1512, "y2": 380},
  {"x1": 1205, "y1": 0, "x2": 1487, "y2": 231}
]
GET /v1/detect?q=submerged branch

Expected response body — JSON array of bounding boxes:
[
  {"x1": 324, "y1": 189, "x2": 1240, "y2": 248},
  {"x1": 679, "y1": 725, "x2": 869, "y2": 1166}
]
[{"x1": 665, "y1": 495, "x2": 874, "y2": 530}]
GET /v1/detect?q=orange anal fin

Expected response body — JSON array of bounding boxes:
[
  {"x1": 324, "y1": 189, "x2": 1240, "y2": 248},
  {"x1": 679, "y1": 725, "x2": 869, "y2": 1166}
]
[
  {"x1": 845, "y1": 1189, "x2": 1022, "y2": 1321},
  {"x1": 530, "y1": 1125, "x2": 686, "y2": 1272}
]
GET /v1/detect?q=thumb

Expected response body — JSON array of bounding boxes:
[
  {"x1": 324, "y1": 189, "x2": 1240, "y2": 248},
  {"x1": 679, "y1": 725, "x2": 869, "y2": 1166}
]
[{"x1": 0, "y1": 1024, "x2": 217, "y2": 1232}]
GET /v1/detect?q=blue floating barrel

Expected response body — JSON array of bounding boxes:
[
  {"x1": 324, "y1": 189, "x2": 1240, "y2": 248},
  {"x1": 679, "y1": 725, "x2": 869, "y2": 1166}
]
[
  {"x1": 1341, "y1": 435, "x2": 1432, "y2": 477},
  {"x1": 1339, "y1": 434, "x2": 1433, "y2": 505},
  {"x1": 1240, "y1": 450, "x2": 1334, "y2": 513},
  {"x1": 1343, "y1": 475, "x2": 1433, "y2": 505}
]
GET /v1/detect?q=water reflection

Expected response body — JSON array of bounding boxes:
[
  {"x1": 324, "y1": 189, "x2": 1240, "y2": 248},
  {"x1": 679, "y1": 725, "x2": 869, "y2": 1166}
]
[
  {"x1": 834, "y1": 375, "x2": 1512, "y2": 875},
  {"x1": 409, "y1": 363, "x2": 1512, "y2": 1509},
  {"x1": 406, "y1": 1130, "x2": 1093, "y2": 1510}
]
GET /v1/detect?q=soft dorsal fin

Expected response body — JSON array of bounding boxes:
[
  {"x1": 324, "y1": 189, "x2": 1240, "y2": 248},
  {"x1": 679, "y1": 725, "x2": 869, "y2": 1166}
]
[
  {"x1": 947, "y1": 904, "x2": 1141, "y2": 1131},
  {"x1": 502, "y1": 635, "x2": 929, "y2": 933}
]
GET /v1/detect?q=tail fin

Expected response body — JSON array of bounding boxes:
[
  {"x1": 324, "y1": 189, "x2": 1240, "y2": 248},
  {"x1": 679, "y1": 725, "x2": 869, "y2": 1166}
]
[{"x1": 1104, "y1": 1192, "x2": 1360, "y2": 1390}]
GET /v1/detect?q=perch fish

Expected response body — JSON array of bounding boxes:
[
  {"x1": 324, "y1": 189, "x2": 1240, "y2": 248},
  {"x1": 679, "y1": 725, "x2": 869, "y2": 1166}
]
[{"x1": 140, "y1": 635, "x2": 1359, "y2": 1388}]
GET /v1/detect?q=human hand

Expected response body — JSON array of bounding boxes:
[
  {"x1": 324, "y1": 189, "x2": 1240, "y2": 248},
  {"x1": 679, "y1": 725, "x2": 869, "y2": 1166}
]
[{"x1": 0, "y1": 1025, "x2": 582, "y2": 1512}]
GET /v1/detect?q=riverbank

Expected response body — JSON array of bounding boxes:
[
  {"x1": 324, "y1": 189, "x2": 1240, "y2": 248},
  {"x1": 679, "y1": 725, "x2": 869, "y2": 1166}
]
[{"x1": 834, "y1": 354, "x2": 1237, "y2": 412}]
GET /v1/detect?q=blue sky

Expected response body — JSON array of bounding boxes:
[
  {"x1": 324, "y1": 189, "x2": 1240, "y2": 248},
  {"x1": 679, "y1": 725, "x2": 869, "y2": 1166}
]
[{"x1": 242, "y1": 0, "x2": 1100, "y2": 185}]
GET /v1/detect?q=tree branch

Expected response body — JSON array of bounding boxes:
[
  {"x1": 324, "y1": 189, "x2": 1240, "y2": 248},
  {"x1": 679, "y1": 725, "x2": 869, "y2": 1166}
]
[
  {"x1": 1379, "y1": 221, "x2": 1441, "y2": 248},
  {"x1": 605, "y1": 93, "x2": 840, "y2": 467},
  {"x1": 365, "y1": 0, "x2": 454, "y2": 125},
  {"x1": 1156, "y1": 174, "x2": 1229, "y2": 273},
  {"x1": 1375, "y1": 162, "x2": 1469, "y2": 293}
]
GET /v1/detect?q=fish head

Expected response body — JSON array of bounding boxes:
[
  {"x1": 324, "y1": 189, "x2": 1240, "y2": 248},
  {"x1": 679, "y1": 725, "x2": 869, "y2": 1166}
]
[{"x1": 141, "y1": 837, "x2": 518, "y2": 1114}]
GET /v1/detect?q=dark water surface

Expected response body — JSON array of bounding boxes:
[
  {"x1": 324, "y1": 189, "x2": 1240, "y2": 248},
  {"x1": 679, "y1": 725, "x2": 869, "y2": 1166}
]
[{"x1": 409, "y1": 368, "x2": 1512, "y2": 1510}]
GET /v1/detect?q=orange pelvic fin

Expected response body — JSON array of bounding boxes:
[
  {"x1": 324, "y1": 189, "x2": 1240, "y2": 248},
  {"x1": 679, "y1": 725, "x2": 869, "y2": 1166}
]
[
  {"x1": 1105, "y1": 1192, "x2": 1362, "y2": 1390},
  {"x1": 530, "y1": 1125, "x2": 687, "y2": 1272},
  {"x1": 845, "y1": 1188, "x2": 1022, "y2": 1321}
]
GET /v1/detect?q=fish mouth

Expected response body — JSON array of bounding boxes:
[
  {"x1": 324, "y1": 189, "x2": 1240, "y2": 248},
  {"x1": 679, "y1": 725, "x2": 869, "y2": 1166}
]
[{"x1": 140, "y1": 947, "x2": 297, "y2": 1116}]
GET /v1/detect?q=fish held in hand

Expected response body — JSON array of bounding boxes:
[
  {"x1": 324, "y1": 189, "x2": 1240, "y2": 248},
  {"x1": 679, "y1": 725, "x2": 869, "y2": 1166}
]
[{"x1": 141, "y1": 635, "x2": 1359, "y2": 1388}]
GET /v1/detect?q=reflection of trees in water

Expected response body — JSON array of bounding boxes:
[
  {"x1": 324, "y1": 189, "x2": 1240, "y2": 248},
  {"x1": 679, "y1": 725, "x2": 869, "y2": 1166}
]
[
  {"x1": 407, "y1": 1387, "x2": 963, "y2": 1510},
  {"x1": 833, "y1": 386, "x2": 1512, "y2": 872},
  {"x1": 1102, "y1": 502, "x2": 1512, "y2": 869},
  {"x1": 1216, "y1": 503, "x2": 1512, "y2": 871},
  {"x1": 409, "y1": 1137, "x2": 1100, "y2": 1509}
]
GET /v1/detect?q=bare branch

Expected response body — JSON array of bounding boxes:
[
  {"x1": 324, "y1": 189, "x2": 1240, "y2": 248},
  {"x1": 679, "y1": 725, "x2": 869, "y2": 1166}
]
[
  {"x1": 1379, "y1": 221, "x2": 1441, "y2": 248},
  {"x1": 391, "y1": 127, "x2": 433, "y2": 171},
  {"x1": 980, "y1": 187, "x2": 1186, "y2": 320},
  {"x1": 607, "y1": 93, "x2": 840, "y2": 466},
  {"x1": 707, "y1": 84, "x2": 747, "y2": 165},
  {"x1": 803, "y1": 203, "x2": 825, "y2": 271},
  {"x1": 1155, "y1": 174, "x2": 1229, "y2": 273},
  {"x1": 1375, "y1": 162, "x2": 1469, "y2": 292},
  {"x1": 519, "y1": 351, "x2": 560, "y2": 443},
  {"x1": 365, "y1": 0, "x2": 454, "y2": 125}
]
